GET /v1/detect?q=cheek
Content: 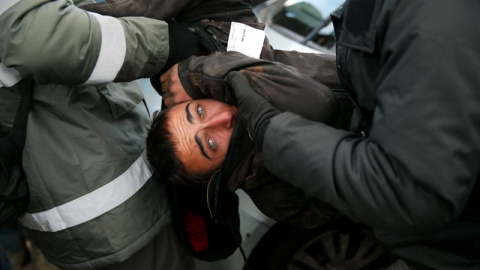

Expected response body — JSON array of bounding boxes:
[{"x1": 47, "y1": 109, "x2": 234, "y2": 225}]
[{"x1": 216, "y1": 130, "x2": 233, "y2": 158}]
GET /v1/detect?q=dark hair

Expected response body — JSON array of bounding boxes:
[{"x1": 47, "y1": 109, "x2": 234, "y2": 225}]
[{"x1": 146, "y1": 108, "x2": 216, "y2": 186}]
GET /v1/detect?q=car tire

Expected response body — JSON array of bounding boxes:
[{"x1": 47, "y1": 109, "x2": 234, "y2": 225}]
[{"x1": 245, "y1": 217, "x2": 395, "y2": 270}]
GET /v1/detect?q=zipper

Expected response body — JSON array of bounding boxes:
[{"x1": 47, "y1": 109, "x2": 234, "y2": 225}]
[{"x1": 206, "y1": 170, "x2": 221, "y2": 220}]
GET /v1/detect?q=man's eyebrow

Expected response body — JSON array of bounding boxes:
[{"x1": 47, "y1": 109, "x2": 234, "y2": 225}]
[
  {"x1": 186, "y1": 102, "x2": 210, "y2": 160},
  {"x1": 195, "y1": 134, "x2": 211, "y2": 160},
  {"x1": 186, "y1": 102, "x2": 193, "y2": 124}
]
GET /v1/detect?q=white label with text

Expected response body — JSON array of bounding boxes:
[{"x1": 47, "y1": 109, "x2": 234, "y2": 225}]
[{"x1": 227, "y1": 22, "x2": 266, "y2": 59}]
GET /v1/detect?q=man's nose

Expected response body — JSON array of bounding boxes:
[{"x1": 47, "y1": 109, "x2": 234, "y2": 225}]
[{"x1": 206, "y1": 110, "x2": 234, "y2": 129}]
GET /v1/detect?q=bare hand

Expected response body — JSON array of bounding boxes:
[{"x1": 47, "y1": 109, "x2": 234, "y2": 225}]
[{"x1": 160, "y1": 64, "x2": 192, "y2": 107}]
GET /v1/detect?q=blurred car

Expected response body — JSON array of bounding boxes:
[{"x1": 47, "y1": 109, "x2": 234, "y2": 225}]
[{"x1": 254, "y1": 0, "x2": 344, "y2": 54}]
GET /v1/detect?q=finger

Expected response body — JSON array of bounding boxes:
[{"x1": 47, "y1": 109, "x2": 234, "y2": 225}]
[
  {"x1": 164, "y1": 95, "x2": 174, "y2": 108},
  {"x1": 164, "y1": 96, "x2": 183, "y2": 108},
  {"x1": 162, "y1": 90, "x2": 172, "y2": 99},
  {"x1": 227, "y1": 72, "x2": 256, "y2": 101},
  {"x1": 160, "y1": 70, "x2": 169, "y2": 82},
  {"x1": 161, "y1": 79, "x2": 170, "y2": 95},
  {"x1": 164, "y1": 98, "x2": 172, "y2": 108}
]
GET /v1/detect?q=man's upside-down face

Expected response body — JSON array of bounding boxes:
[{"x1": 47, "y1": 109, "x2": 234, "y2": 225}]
[{"x1": 167, "y1": 99, "x2": 238, "y2": 175}]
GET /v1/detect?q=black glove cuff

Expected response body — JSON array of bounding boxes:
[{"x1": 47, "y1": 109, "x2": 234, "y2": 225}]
[
  {"x1": 149, "y1": 73, "x2": 162, "y2": 96},
  {"x1": 254, "y1": 117, "x2": 271, "y2": 149},
  {"x1": 165, "y1": 20, "x2": 201, "y2": 71}
]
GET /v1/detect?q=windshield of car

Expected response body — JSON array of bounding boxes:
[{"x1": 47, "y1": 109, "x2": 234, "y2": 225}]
[{"x1": 256, "y1": 0, "x2": 344, "y2": 52}]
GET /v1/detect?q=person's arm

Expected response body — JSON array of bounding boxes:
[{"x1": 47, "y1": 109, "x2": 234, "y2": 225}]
[
  {"x1": 159, "y1": 51, "x2": 340, "y2": 102},
  {"x1": 79, "y1": 0, "x2": 191, "y2": 20},
  {"x1": 265, "y1": 50, "x2": 343, "y2": 91},
  {"x1": 260, "y1": 1, "x2": 480, "y2": 234},
  {"x1": 175, "y1": 51, "x2": 338, "y2": 124},
  {"x1": 0, "y1": 0, "x2": 170, "y2": 85},
  {"x1": 176, "y1": 51, "x2": 271, "y2": 102}
]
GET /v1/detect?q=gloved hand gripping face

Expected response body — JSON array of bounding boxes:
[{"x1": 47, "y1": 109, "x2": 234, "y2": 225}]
[{"x1": 225, "y1": 72, "x2": 280, "y2": 149}]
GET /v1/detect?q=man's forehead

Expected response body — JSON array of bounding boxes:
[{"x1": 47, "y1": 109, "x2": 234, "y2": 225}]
[
  {"x1": 185, "y1": 102, "x2": 194, "y2": 124},
  {"x1": 168, "y1": 103, "x2": 209, "y2": 162},
  {"x1": 168, "y1": 103, "x2": 190, "y2": 149}
]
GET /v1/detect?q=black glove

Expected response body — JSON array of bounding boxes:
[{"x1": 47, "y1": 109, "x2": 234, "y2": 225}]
[
  {"x1": 150, "y1": 20, "x2": 201, "y2": 95},
  {"x1": 226, "y1": 72, "x2": 280, "y2": 149},
  {"x1": 187, "y1": 23, "x2": 227, "y2": 53},
  {"x1": 165, "y1": 20, "x2": 201, "y2": 71}
]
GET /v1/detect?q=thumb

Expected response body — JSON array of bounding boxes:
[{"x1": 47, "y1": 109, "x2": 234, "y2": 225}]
[
  {"x1": 226, "y1": 72, "x2": 275, "y2": 116},
  {"x1": 226, "y1": 72, "x2": 280, "y2": 148},
  {"x1": 226, "y1": 71, "x2": 256, "y2": 103}
]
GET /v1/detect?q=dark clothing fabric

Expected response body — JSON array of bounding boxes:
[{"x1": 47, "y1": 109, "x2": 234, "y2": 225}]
[
  {"x1": 0, "y1": 224, "x2": 24, "y2": 254},
  {"x1": 0, "y1": 244, "x2": 13, "y2": 270},
  {"x1": 175, "y1": 0, "x2": 257, "y2": 24},
  {"x1": 96, "y1": 222, "x2": 195, "y2": 270},
  {"x1": 0, "y1": 224, "x2": 23, "y2": 270},
  {"x1": 80, "y1": 0, "x2": 190, "y2": 20},
  {"x1": 261, "y1": 0, "x2": 480, "y2": 269},
  {"x1": 81, "y1": 0, "x2": 257, "y2": 24},
  {"x1": 186, "y1": 19, "x2": 345, "y2": 90}
]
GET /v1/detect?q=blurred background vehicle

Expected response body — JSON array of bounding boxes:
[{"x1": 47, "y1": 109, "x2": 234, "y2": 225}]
[{"x1": 254, "y1": 0, "x2": 344, "y2": 54}]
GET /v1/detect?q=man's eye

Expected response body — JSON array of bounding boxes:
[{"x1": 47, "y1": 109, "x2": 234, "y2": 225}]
[
  {"x1": 197, "y1": 105, "x2": 204, "y2": 118},
  {"x1": 207, "y1": 137, "x2": 216, "y2": 150}
]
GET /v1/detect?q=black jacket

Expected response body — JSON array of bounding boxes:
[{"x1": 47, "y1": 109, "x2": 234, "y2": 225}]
[{"x1": 262, "y1": 0, "x2": 480, "y2": 269}]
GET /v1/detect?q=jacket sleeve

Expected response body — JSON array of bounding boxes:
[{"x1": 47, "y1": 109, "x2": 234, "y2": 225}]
[
  {"x1": 79, "y1": 0, "x2": 191, "y2": 20},
  {"x1": 178, "y1": 51, "x2": 338, "y2": 124},
  {"x1": 0, "y1": 0, "x2": 169, "y2": 86},
  {"x1": 262, "y1": 0, "x2": 480, "y2": 234},
  {"x1": 266, "y1": 50, "x2": 343, "y2": 91}
]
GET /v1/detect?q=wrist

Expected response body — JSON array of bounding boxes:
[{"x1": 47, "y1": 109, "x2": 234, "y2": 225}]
[
  {"x1": 177, "y1": 59, "x2": 205, "y2": 100},
  {"x1": 254, "y1": 118, "x2": 272, "y2": 149}
]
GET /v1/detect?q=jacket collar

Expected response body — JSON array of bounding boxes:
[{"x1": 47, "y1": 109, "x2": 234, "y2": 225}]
[{"x1": 207, "y1": 117, "x2": 254, "y2": 221}]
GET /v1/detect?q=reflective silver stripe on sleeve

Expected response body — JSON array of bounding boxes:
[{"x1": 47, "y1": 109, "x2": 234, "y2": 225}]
[
  {"x1": 1, "y1": 0, "x2": 23, "y2": 87},
  {"x1": 0, "y1": 63, "x2": 21, "y2": 87},
  {"x1": 18, "y1": 151, "x2": 153, "y2": 232},
  {"x1": 83, "y1": 12, "x2": 126, "y2": 85},
  {"x1": 0, "y1": 0, "x2": 20, "y2": 15}
]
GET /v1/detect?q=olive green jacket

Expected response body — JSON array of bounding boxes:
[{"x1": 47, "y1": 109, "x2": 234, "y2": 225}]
[{"x1": 0, "y1": 0, "x2": 178, "y2": 269}]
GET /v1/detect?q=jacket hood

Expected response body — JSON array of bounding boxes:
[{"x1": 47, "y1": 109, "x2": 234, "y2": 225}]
[{"x1": 207, "y1": 117, "x2": 254, "y2": 222}]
